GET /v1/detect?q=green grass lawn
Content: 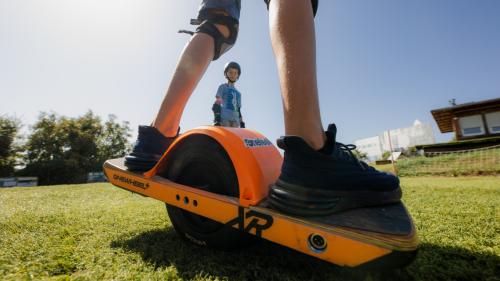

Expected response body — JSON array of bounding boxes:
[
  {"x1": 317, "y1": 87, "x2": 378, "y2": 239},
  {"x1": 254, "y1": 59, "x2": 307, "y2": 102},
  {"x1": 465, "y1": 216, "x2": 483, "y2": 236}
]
[
  {"x1": 1, "y1": 178, "x2": 499, "y2": 280},
  {"x1": 371, "y1": 163, "x2": 395, "y2": 173}
]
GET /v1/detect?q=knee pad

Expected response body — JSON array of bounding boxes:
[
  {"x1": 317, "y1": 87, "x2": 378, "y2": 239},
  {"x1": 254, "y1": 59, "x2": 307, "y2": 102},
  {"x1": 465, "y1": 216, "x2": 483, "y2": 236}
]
[
  {"x1": 212, "y1": 103, "x2": 221, "y2": 114},
  {"x1": 264, "y1": 0, "x2": 318, "y2": 17},
  {"x1": 195, "y1": 12, "x2": 239, "y2": 61},
  {"x1": 212, "y1": 103, "x2": 222, "y2": 126}
]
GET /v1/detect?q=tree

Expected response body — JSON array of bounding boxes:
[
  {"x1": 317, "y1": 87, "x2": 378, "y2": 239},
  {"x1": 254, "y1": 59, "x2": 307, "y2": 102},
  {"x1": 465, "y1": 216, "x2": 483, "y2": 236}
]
[
  {"x1": 382, "y1": 151, "x2": 391, "y2": 159},
  {"x1": 352, "y1": 149, "x2": 368, "y2": 162},
  {"x1": 0, "y1": 115, "x2": 23, "y2": 177},
  {"x1": 17, "y1": 110, "x2": 131, "y2": 185},
  {"x1": 23, "y1": 112, "x2": 67, "y2": 163},
  {"x1": 98, "y1": 114, "x2": 132, "y2": 161}
]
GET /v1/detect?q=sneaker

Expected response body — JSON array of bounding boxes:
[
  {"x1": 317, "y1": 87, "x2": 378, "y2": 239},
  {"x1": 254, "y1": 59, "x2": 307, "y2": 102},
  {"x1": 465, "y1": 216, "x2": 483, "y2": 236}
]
[
  {"x1": 124, "y1": 125, "x2": 179, "y2": 172},
  {"x1": 268, "y1": 124, "x2": 402, "y2": 216}
]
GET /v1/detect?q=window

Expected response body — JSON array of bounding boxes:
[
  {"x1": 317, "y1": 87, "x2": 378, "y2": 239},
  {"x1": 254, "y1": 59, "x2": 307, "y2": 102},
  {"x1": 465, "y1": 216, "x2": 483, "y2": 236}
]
[
  {"x1": 485, "y1": 112, "x2": 500, "y2": 134},
  {"x1": 458, "y1": 115, "x2": 484, "y2": 136},
  {"x1": 463, "y1": 127, "x2": 482, "y2": 135}
]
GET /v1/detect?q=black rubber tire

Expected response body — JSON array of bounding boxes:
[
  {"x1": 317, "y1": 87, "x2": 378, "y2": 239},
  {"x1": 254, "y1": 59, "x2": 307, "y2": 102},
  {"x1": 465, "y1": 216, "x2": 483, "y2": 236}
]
[{"x1": 163, "y1": 134, "x2": 249, "y2": 250}]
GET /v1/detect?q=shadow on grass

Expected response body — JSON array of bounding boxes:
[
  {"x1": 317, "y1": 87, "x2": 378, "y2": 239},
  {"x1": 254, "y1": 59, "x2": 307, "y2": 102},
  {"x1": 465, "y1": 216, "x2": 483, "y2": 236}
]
[
  {"x1": 111, "y1": 227, "x2": 345, "y2": 281},
  {"x1": 407, "y1": 242, "x2": 500, "y2": 281},
  {"x1": 111, "y1": 228, "x2": 500, "y2": 281}
]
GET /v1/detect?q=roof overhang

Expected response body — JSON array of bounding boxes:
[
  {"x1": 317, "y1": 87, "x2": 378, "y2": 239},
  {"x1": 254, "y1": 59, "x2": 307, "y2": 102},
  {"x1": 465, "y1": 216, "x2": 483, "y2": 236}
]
[{"x1": 431, "y1": 98, "x2": 500, "y2": 133}]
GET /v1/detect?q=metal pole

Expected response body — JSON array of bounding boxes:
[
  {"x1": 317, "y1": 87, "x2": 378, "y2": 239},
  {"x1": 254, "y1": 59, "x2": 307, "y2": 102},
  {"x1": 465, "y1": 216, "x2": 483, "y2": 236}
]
[{"x1": 388, "y1": 130, "x2": 396, "y2": 174}]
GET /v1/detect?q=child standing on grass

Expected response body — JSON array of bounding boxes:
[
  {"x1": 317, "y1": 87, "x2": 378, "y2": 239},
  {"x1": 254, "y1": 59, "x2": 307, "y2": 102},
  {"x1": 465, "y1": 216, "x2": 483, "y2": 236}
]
[{"x1": 212, "y1": 62, "x2": 245, "y2": 128}]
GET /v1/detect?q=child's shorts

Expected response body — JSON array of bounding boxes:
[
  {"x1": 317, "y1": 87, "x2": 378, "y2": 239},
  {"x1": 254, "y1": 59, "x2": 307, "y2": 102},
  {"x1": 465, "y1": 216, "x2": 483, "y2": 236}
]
[
  {"x1": 221, "y1": 119, "x2": 240, "y2": 128},
  {"x1": 198, "y1": 0, "x2": 242, "y2": 21}
]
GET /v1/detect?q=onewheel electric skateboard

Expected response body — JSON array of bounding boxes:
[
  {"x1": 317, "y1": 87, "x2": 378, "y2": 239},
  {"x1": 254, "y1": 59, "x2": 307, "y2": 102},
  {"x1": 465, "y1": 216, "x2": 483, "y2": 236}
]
[{"x1": 103, "y1": 126, "x2": 418, "y2": 270}]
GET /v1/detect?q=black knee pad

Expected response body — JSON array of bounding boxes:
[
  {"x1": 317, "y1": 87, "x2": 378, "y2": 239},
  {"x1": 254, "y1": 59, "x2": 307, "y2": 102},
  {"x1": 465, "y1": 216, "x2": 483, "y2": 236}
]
[
  {"x1": 212, "y1": 103, "x2": 221, "y2": 115},
  {"x1": 264, "y1": 0, "x2": 318, "y2": 17},
  {"x1": 212, "y1": 103, "x2": 222, "y2": 126},
  {"x1": 195, "y1": 11, "x2": 239, "y2": 61}
]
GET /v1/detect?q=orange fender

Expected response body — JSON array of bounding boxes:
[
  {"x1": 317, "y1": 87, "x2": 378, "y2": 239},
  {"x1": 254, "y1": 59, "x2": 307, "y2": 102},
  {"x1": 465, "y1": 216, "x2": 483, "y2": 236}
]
[{"x1": 144, "y1": 126, "x2": 283, "y2": 207}]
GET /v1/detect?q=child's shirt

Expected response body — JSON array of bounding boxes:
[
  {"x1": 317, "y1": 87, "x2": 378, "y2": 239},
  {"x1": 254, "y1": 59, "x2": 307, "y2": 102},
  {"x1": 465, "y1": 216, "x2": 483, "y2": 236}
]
[{"x1": 216, "y1": 83, "x2": 242, "y2": 125}]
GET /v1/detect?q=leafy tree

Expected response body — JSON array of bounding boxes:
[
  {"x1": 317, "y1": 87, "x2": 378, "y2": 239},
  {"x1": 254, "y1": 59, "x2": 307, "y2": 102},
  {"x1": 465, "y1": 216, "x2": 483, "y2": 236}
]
[
  {"x1": 17, "y1": 110, "x2": 131, "y2": 185},
  {"x1": 98, "y1": 114, "x2": 132, "y2": 161},
  {"x1": 0, "y1": 115, "x2": 23, "y2": 177},
  {"x1": 352, "y1": 149, "x2": 368, "y2": 162},
  {"x1": 24, "y1": 112, "x2": 67, "y2": 163},
  {"x1": 382, "y1": 151, "x2": 391, "y2": 159}
]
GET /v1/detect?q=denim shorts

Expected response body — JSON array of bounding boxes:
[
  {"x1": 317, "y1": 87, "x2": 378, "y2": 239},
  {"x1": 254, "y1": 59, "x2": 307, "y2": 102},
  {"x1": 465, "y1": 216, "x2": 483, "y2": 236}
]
[{"x1": 198, "y1": 0, "x2": 241, "y2": 21}]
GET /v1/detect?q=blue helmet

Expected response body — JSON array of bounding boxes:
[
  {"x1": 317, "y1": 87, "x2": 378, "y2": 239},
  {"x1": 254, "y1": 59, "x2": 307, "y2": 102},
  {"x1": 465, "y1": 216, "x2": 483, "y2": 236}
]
[{"x1": 224, "y1": 62, "x2": 241, "y2": 77}]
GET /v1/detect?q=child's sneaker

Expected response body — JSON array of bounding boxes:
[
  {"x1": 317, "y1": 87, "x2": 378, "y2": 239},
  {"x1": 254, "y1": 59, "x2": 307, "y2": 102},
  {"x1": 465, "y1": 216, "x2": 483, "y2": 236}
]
[
  {"x1": 268, "y1": 124, "x2": 402, "y2": 216},
  {"x1": 124, "y1": 126, "x2": 179, "y2": 171}
]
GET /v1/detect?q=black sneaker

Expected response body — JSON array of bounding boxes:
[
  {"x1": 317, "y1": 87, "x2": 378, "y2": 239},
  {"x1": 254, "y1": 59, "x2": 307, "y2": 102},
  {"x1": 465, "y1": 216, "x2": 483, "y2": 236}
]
[
  {"x1": 268, "y1": 124, "x2": 402, "y2": 216},
  {"x1": 124, "y1": 126, "x2": 179, "y2": 172}
]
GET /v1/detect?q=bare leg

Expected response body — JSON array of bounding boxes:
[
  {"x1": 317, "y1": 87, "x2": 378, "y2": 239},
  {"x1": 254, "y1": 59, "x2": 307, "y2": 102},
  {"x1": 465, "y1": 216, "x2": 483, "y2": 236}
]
[
  {"x1": 267, "y1": 1, "x2": 402, "y2": 216},
  {"x1": 124, "y1": 10, "x2": 232, "y2": 171},
  {"x1": 151, "y1": 10, "x2": 230, "y2": 137},
  {"x1": 269, "y1": 0, "x2": 326, "y2": 150}
]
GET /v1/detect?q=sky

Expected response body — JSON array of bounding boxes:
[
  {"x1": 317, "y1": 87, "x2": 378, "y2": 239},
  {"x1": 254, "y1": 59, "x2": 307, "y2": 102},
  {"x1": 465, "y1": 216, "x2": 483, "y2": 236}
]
[{"x1": 1, "y1": 0, "x2": 499, "y2": 149}]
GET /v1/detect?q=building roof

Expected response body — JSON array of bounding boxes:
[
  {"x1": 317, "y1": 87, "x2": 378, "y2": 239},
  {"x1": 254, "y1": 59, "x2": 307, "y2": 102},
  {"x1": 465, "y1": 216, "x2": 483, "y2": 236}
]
[
  {"x1": 386, "y1": 151, "x2": 402, "y2": 161},
  {"x1": 430, "y1": 98, "x2": 500, "y2": 133}
]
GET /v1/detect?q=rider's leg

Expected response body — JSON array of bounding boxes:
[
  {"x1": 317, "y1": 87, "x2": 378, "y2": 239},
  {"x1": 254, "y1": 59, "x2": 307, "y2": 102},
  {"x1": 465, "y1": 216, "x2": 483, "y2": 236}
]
[
  {"x1": 267, "y1": 0, "x2": 402, "y2": 215},
  {"x1": 268, "y1": 0, "x2": 326, "y2": 150},
  {"x1": 124, "y1": 9, "x2": 231, "y2": 171},
  {"x1": 151, "y1": 10, "x2": 231, "y2": 137}
]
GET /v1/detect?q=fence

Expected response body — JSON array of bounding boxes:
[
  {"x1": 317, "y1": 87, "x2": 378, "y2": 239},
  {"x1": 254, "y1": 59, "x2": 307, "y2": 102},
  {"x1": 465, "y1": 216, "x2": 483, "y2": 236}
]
[{"x1": 394, "y1": 144, "x2": 500, "y2": 176}]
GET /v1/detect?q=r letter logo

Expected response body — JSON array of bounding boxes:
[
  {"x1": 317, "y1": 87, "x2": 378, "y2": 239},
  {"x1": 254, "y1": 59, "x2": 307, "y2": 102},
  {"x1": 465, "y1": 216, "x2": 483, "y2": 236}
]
[{"x1": 226, "y1": 207, "x2": 274, "y2": 237}]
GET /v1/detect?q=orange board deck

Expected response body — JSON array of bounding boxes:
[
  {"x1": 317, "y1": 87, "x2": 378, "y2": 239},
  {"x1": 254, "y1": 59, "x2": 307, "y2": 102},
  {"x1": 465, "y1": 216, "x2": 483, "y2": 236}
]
[{"x1": 104, "y1": 157, "x2": 418, "y2": 269}]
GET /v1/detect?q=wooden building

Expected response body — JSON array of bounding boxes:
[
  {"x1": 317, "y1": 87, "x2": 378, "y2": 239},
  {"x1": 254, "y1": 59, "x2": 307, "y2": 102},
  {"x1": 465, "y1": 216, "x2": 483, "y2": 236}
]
[
  {"x1": 431, "y1": 98, "x2": 500, "y2": 141},
  {"x1": 416, "y1": 98, "x2": 500, "y2": 153}
]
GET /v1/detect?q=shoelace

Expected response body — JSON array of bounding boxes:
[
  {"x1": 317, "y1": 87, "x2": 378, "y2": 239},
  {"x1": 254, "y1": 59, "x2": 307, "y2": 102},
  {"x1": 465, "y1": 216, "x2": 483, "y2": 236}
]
[{"x1": 335, "y1": 142, "x2": 367, "y2": 170}]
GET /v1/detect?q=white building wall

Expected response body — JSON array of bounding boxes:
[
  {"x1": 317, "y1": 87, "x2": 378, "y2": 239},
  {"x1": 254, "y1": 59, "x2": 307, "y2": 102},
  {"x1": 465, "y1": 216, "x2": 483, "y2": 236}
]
[
  {"x1": 355, "y1": 122, "x2": 436, "y2": 160},
  {"x1": 379, "y1": 122, "x2": 435, "y2": 151},
  {"x1": 355, "y1": 136, "x2": 383, "y2": 160}
]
